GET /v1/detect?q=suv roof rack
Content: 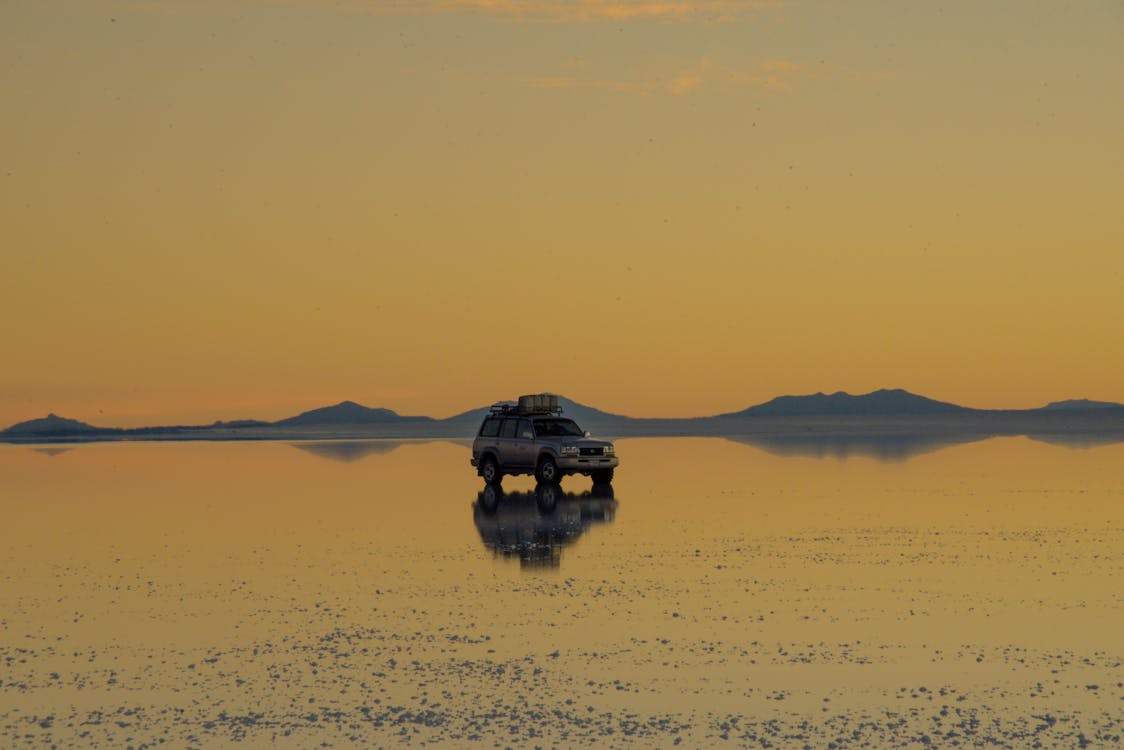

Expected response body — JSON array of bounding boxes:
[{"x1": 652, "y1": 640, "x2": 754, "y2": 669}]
[{"x1": 488, "y1": 394, "x2": 564, "y2": 417}]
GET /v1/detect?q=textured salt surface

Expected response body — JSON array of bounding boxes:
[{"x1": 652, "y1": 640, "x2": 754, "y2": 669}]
[{"x1": 1, "y1": 438, "x2": 1121, "y2": 747}]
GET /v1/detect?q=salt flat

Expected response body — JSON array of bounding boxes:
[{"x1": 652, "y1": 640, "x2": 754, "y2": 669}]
[{"x1": 1, "y1": 438, "x2": 1121, "y2": 748}]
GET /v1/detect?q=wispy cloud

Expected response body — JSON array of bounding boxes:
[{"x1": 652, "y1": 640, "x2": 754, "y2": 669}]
[
  {"x1": 269, "y1": 0, "x2": 788, "y2": 23},
  {"x1": 666, "y1": 71, "x2": 706, "y2": 95},
  {"x1": 520, "y1": 57, "x2": 801, "y2": 95},
  {"x1": 732, "y1": 58, "x2": 802, "y2": 90},
  {"x1": 520, "y1": 75, "x2": 649, "y2": 92}
]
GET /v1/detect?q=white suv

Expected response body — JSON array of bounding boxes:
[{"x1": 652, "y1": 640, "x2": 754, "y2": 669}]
[{"x1": 470, "y1": 395, "x2": 618, "y2": 486}]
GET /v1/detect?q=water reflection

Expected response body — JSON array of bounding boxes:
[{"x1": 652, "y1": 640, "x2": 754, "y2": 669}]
[
  {"x1": 473, "y1": 484, "x2": 618, "y2": 569},
  {"x1": 290, "y1": 441, "x2": 403, "y2": 462},
  {"x1": 32, "y1": 446, "x2": 74, "y2": 457},
  {"x1": 726, "y1": 433, "x2": 988, "y2": 461},
  {"x1": 1027, "y1": 433, "x2": 1124, "y2": 450}
]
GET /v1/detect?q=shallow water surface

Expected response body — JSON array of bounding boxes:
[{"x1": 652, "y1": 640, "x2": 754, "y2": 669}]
[{"x1": 1, "y1": 437, "x2": 1121, "y2": 747}]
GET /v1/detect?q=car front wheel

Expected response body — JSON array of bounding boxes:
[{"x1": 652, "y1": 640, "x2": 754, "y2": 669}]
[
  {"x1": 535, "y1": 455, "x2": 561, "y2": 485},
  {"x1": 480, "y1": 456, "x2": 502, "y2": 485}
]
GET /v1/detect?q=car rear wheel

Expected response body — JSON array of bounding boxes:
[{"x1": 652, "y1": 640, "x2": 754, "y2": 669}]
[
  {"x1": 480, "y1": 485, "x2": 501, "y2": 511},
  {"x1": 535, "y1": 455, "x2": 561, "y2": 485},
  {"x1": 481, "y1": 456, "x2": 502, "y2": 485},
  {"x1": 591, "y1": 468, "x2": 614, "y2": 485}
]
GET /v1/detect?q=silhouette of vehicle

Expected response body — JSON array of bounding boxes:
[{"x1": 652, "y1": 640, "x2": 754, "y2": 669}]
[
  {"x1": 470, "y1": 394, "x2": 619, "y2": 486},
  {"x1": 473, "y1": 483, "x2": 617, "y2": 568}
]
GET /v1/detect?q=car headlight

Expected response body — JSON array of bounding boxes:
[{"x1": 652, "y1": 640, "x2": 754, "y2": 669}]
[
  {"x1": 604, "y1": 444, "x2": 615, "y2": 456},
  {"x1": 560, "y1": 446, "x2": 580, "y2": 457}
]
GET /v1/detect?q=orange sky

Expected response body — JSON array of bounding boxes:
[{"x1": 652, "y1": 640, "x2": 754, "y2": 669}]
[{"x1": 2, "y1": 1, "x2": 1123, "y2": 427}]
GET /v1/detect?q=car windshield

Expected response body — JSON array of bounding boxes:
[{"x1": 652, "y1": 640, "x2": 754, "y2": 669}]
[{"x1": 533, "y1": 418, "x2": 584, "y2": 437}]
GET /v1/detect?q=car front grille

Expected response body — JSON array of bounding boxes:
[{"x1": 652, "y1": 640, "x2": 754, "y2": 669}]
[{"x1": 579, "y1": 447, "x2": 604, "y2": 457}]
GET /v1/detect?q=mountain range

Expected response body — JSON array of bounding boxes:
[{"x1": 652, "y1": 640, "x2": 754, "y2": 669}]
[
  {"x1": 3, "y1": 389, "x2": 1123, "y2": 441},
  {"x1": 717, "y1": 389, "x2": 968, "y2": 418},
  {"x1": 273, "y1": 400, "x2": 434, "y2": 427}
]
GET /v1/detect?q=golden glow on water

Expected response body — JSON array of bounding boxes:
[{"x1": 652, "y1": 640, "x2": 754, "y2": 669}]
[{"x1": 1, "y1": 437, "x2": 1121, "y2": 745}]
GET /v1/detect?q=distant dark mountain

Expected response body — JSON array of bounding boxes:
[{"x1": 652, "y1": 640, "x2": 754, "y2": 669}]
[
  {"x1": 5, "y1": 390, "x2": 1124, "y2": 447},
  {"x1": 1038, "y1": 399, "x2": 1124, "y2": 411},
  {"x1": 2, "y1": 413, "x2": 103, "y2": 436},
  {"x1": 442, "y1": 395, "x2": 628, "y2": 426},
  {"x1": 720, "y1": 389, "x2": 970, "y2": 418},
  {"x1": 443, "y1": 401, "x2": 514, "y2": 423},
  {"x1": 555, "y1": 396, "x2": 630, "y2": 424},
  {"x1": 273, "y1": 400, "x2": 433, "y2": 427}
]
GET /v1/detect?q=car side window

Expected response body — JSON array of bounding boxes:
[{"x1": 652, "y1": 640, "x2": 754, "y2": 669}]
[
  {"x1": 518, "y1": 419, "x2": 534, "y2": 440},
  {"x1": 479, "y1": 418, "x2": 500, "y2": 438},
  {"x1": 499, "y1": 419, "x2": 518, "y2": 439}
]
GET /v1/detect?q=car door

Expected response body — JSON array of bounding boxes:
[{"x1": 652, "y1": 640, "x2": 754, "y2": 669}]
[
  {"x1": 475, "y1": 417, "x2": 501, "y2": 463},
  {"x1": 511, "y1": 418, "x2": 536, "y2": 468},
  {"x1": 497, "y1": 418, "x2": 520, "y2": 466}
]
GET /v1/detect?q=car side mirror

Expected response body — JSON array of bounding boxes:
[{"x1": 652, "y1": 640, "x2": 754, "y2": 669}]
[
  {"x1": 584, "y1": 431, "x2": 591, "y2": 438},
  {"x1": 521, "y1": 431, "x2": 534, "y2": 439}
]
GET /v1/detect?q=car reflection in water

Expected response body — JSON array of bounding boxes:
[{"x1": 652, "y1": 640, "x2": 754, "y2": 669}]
[{"x1": 473, "y1": 483, "x2": 618, "y2": 569}]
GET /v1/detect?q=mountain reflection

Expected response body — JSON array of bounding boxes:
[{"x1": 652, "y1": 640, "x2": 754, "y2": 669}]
[
  {"x1": 473, "y1": 484, "x2": 618, "y2": 569},
  {"x1": 726, "y1": 433, "x2": 989, "y2": 462},
  {"x1": 290, "y1": 441, "x2": 403, "y2": 462},
  {"x1": 32, "y1": 446, "x2": 75, "y2": 457},
  {"x1": 1027, "y1": 433, "x2": 1124, "y2": 450}
]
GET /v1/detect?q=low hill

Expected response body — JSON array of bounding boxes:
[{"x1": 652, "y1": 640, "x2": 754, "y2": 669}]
[
  {"x1": 273, "y1": 400, "x2": 434, "y2": 427},
  {"x1": 719, "y1": 389, "x2": 970, "y2": 418},
  {"x1": 2, "y1": 413, "x2": 104, "y2": 436},
  {"x1": 1038, "y1": 399, "x2": 1124, "y2": 411},
  {"x1": 442, "y1": 395, "x2": 629, "y2": 426}
]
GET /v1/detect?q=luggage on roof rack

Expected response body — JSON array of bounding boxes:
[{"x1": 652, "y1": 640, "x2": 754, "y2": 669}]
[
  {"x1": 518, "y1": 394, "x2": 560, "y2": 414},
  {"x1": 487, "y1": 394, "x2": 562, "y2": 416}
]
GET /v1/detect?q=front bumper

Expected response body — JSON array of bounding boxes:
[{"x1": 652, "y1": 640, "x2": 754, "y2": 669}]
[{"x1": 557, "y1": 455, "x2": 619, "y2": 472}]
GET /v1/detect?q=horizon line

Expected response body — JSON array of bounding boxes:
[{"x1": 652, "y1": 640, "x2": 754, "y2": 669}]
[{"x1": 4, "y1": 388, "x2": 1122, "y2": 432}]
